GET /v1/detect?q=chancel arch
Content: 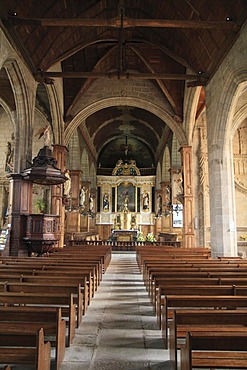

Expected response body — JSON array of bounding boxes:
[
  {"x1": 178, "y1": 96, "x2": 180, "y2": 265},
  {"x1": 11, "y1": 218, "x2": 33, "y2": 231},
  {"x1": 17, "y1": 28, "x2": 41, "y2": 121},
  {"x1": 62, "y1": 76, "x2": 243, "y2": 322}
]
[{"x1": 64, "y1": 97, "x2": 188, "y2": 148}]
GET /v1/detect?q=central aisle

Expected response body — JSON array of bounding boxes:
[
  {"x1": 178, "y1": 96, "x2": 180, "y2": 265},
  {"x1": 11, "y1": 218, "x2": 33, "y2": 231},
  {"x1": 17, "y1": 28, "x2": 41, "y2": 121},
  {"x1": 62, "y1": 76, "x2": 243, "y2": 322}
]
[{"x1": 61, "y1": 252, "x2": 172, "y2": 370}]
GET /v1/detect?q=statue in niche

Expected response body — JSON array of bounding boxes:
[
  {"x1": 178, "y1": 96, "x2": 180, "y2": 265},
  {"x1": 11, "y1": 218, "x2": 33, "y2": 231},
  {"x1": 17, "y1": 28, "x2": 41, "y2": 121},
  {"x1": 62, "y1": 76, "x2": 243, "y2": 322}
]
[
  {"x1": 123, "y1": 193, "x2": 129, "y2": 212},
  {"x1": 142, "y1": 190, "x2": 149, "y2": 210},
  {"x1": 5, "y1": 133, "x2": 15, "y2": 173},
  {"x1": 103, "y1": 192, "x2": 109, "y2": 211}
]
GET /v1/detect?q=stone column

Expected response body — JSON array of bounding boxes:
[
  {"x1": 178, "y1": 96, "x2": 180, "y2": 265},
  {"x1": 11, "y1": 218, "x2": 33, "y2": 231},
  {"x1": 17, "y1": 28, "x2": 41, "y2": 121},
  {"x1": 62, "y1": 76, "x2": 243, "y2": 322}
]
[
  {"x1": 180, "y1": 145, "x2": 195, "y2": 248},
  {"x1": 207, "y1": 142, "x2": 237, "y2": 257},
  {"x1": 8, "y1": 174, "x2": 33, "y2": 256},
  {"x1": 51, "y1": 145, "x2": 68, "y2": 248}
]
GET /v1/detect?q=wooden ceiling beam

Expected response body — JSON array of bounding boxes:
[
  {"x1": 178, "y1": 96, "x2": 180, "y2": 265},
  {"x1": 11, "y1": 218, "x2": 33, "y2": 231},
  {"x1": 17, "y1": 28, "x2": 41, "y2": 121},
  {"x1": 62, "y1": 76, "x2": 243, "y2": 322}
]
[
  {"x1": 8, "y1": 16, "x2": 238, "y2": 30},
  {"x1": 36, "y1": 71, "x2": 206, "y2": 81}
]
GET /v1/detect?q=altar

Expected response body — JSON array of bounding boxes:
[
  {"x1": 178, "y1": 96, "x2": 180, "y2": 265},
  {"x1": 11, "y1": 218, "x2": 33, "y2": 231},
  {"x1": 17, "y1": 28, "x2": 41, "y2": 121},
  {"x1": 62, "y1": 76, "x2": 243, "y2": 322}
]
[{"x1": 109, "y1": 229, "x2": 139, "y2": 242}]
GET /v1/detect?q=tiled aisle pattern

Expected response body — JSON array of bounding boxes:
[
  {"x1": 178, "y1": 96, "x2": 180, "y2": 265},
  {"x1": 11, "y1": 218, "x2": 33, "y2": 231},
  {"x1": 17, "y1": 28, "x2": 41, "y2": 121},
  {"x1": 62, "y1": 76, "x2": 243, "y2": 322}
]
[{"x1": 60, "y1": 252, "x2": 174, "y2": 370}]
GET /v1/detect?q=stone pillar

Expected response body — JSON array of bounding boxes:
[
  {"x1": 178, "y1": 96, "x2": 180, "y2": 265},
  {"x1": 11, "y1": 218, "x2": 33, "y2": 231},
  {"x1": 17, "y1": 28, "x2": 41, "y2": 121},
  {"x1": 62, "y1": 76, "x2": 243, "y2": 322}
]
[
  {"x1": 207, "y1": 142, "x2": 237, "y2": 257},
  {"x1": 8, "y1": 174, "x2": 33, "y2": 256},
  {"x1": 51, "y1": 145, "x2": 67, "y2": 248},
  {"x1": 180, "y1": 146, "x2": 195, "y2": 248}
]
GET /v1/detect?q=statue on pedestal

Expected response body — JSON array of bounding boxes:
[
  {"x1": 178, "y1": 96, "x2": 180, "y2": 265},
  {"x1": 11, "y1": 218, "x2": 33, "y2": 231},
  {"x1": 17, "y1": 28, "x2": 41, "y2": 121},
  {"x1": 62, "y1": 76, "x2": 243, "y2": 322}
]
[
  {"x1": 79, "y1": 186, "x2": 87, "y2": 207},
  {"x1": 63, "y1": 170, "x2": 71, "y2": 197}
]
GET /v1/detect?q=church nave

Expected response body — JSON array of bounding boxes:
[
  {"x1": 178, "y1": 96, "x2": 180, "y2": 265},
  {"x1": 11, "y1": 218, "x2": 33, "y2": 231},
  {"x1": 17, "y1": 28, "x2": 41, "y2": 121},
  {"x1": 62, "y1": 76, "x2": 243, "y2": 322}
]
[{"x1": 60, "y1": 252, "x2": 171, "y2": 370}]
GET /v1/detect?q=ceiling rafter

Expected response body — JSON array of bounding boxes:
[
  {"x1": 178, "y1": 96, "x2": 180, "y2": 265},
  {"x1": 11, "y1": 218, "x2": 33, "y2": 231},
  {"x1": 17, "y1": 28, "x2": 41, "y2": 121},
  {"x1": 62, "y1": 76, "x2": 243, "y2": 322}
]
[
  {"x1": 65, "y1": 45, "x2": 119, "y2": 117},
  {"x1": 36, "y1": 70, "x2": 206, "y2": 81},
  {"x1": 129, "y1": 45, "x2": 178, "y2": 114},
  {"x1": 7, "y1": 16, "x2": 239, "y2": 30}
]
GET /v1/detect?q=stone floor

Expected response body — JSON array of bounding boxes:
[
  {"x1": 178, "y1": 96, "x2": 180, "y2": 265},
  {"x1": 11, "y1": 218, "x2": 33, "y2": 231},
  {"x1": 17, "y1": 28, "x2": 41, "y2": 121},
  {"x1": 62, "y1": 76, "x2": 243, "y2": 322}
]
[{"x1": 60, "y1": 252, "x2": 174, "y2": 370}]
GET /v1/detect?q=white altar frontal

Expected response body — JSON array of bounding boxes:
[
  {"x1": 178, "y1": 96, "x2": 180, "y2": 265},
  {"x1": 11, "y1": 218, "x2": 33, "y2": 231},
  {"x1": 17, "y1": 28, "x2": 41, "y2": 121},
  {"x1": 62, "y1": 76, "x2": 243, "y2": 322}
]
[{"x1": 109, "y1": 229, "x2": 139, "y2": 242}]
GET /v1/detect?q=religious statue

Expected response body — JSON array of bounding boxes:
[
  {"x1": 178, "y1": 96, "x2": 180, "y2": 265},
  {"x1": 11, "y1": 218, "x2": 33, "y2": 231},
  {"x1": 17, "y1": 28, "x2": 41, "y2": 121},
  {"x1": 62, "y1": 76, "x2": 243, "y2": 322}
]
[
  {"x1": 142, "y1": 191, "x2": 149, "y2": 210},
  {"x1": 89, "y1": 194, "x2": 94, "y2": 212},
  {"x1": 173, "y1": 170, "x2": 183, "y2": 199},
  {"x1": 157, "y1": 194, "x2": 162, "y2": 214},
  {"x1": 35, "y1": 124, "x2": 51, "y2": 147},
  {"x1": 131, "y1": 214, "x2": 136, "y2": 229},
  {"x1": 63, "y1": 170, "x2": 71, "y2": 197},
  {"x1": 103, "y1": 192, "x2": 109, "y2": 211},
  {"x1": 79, "y1": 186, "x2": 87, "y2": 207},
  {"x1": 5, "y1": 133, "x2": 15, "y2": 173},
  {"x1": 123, "y1": 193, "x2": 129, "y2": 212}
]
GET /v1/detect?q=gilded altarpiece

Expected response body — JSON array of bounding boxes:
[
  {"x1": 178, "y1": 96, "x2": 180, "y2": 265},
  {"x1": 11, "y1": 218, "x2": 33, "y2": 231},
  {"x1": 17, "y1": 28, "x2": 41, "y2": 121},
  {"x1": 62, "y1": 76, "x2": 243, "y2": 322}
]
[{"x1": 96, "y1": 169, "x2": 155, "y2": 239}]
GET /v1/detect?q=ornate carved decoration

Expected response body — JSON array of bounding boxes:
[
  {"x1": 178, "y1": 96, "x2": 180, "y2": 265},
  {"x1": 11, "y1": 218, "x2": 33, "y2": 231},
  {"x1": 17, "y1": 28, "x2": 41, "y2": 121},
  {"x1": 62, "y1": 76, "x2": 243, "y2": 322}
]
[{"x1": 112, "y1": 159, "x2": 140, "y2": 176}]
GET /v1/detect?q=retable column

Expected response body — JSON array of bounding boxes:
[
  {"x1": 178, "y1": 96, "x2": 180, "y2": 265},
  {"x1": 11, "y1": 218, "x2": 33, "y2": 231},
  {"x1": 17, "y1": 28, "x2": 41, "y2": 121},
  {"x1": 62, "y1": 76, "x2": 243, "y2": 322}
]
[
  {"x1": 180, "y1": 145, "x2": 195, "y2": 248},
  {"x1": 51, "y1": 145, "x2": 68, "y2": 248}
]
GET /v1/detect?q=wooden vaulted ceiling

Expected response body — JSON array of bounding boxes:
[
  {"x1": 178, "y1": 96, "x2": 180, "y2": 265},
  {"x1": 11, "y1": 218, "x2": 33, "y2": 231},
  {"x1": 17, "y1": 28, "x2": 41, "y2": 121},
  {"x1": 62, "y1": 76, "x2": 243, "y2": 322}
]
[{"x1": 0, "y1": 0, "x2": 246, "y2": 167}]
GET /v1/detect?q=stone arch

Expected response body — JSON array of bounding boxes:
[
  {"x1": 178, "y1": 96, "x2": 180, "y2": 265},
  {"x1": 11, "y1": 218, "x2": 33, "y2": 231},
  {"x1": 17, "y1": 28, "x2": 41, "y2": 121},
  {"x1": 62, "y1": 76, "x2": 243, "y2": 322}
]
[
  {"x1": 0, "y1": 103, "x2": 15, "y2": 174},
  {"x1": 0, "y1": 98, "x2": 16, "y2": 126},
  {"x1": 64, "y1": 97, "x2": 188, "y2": 150},
  {"x1": 46, "y1": 84, "x2": 64, "y2": 145},
  {"x1": 231, "y1": 101, "x2": 247, "y2": 135},
  {"x1": 183, "y1": 86, "x2": 202, "y2": 145},
  {"x1": 210, "y1": 68, "x2": 247, "y2": 155},
  {"x1": 3, "y1": 59, "x2": 36, "y2": 172},
  {"x1": 205, "y1": 65, "x2": 247, "y2": 257}
]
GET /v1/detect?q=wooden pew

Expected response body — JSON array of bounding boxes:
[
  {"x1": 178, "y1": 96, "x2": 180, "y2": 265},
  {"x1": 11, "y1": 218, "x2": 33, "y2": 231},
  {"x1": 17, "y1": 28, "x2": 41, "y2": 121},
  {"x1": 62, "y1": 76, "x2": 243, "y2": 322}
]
[
  {"x1": 162, "y1": 295, "x2": 247, "y2": 348},
  {"x1": 169, "y1": 309, "x2": 247, "y2": 370},
  {"x1": 0, "y1": 306, "x2": 65, "y2": 370},
  {"x1": 148, "y1": 276, "x2": 220, "y2": 307},
  {"x1": 0, "y1": 267, "x2": 94, "y2": 305},
  {"x1": 0, "y1": 263, "x2": 96, "y2": 299},
  {"x1": 0, "y1": 291, "x2": 76, "y2": 346},
  {"x1": 31, "y1": 270, "x2": 94, "y2": 304},
  {"x1": 50, "y1": 245, "x2": 112, "y2": 273},
  {"x1": 0, "y1": 282, "x2": 7, "y2": 291},
  {"x1": 6, "y1": 281, "x2": 84, "y2": 328},
  {"x1": 136, "y1": 247, "x2": 211, "y2": 270},
  {"x1": 180, "y1": 331, "x2": 247, "y2": 370},
  {"x1": 157, "y1": 284, "x2": 231, "y2": 329},
  {"x1": 0, "y1": 328, "x2": 51, "y2": 370},
  {"x1": 156, "y1": 284, "x2": 247, "y2": 329},
  {"x1": 150, "y1": 269, "x2": 247, "y2": 306}
]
